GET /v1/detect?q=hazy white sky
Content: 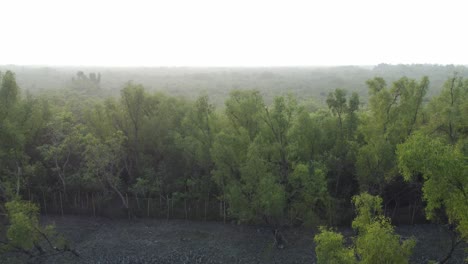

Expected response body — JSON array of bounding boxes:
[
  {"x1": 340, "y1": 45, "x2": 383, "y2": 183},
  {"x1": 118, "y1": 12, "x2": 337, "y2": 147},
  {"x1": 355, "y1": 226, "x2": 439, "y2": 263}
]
[{"x1": 1, "y1": 0, "x2": 467, "y2": 66}]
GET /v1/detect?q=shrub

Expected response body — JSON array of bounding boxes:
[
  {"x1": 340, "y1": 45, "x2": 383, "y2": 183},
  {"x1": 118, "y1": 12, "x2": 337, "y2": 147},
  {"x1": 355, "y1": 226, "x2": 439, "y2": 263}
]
[{"x1": 314, "y1": 193, "x2": 416, "y2": 264}]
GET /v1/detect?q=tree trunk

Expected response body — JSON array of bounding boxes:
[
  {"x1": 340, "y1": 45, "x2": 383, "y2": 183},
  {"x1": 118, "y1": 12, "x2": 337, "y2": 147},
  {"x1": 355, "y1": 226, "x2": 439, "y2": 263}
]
[
  {"x1": 16, "y1": 164, "x2": 22, "y2": 196},
  {"x1": 391, "y1": 200, "x2": 399, "y2": 220},
  {"x1": 53, "y1": 192, "x2": 57, "y2": 212},
  {"x1": 147, "y1": 197, "x2": 150, "y2": 217},
  {"x1": 110, "y1": 184, "x2": 128, "y2": 209},
  {"x1": 78, "y1": 190, "x2": 81, "y2": 209},
  {"x1": 411, "y1": 199, "x2": 417, "y2": 225},
  {"x1": 223, "y1": 201, "x2": 226, "y2": 224},
  {"x1": 219, "y1": 200, "x2": 222, "y2": 219},
  {"x1": 74, "y1": 193, "x2": 77, "y2": 209},
  {"x1": 184, "y1": 198, "x2": 188, "y2": 220},
  {"x1": 92, "y1": 192, "x2": 96, "y2": 217},
  {"x1": 42, "y1": 190, "x2": 47, "y2": 215},
  {"x1": 439, "y1": 233, "x2": 462, "y2": 264},
  {"x1": 55, "y1": 156, "x2": 67, "y2": 195},
  {"x1": 136, "y1": 193, "x2": 140, "y2": 209},
  {"x1": 59, "y1": 192, "x2": 64, "y2": 216},
  {"x1": 273, "y1": 229, "x2": 287, "y2": 249},
  {"x1": 204, "y1": 197, "x2": 208, "y2": 221},
  {"x1": 125, "y1": 193, "x2": 129, "y2": 218},
  {"x1": 166, "y1": 195, "x2": 170, "y2": 220}
]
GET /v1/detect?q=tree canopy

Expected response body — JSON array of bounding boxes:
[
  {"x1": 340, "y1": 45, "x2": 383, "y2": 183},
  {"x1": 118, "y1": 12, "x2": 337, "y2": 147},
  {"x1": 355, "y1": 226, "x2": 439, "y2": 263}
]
[{"x1": 0, "y1": 68, "x2": 467, "y2": 262}]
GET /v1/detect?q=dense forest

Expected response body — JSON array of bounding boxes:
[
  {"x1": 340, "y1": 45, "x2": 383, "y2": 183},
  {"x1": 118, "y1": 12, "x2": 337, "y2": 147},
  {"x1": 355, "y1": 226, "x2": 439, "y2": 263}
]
[{"x1": 0, "y1": 65, "x2": 467, "y2": 263}]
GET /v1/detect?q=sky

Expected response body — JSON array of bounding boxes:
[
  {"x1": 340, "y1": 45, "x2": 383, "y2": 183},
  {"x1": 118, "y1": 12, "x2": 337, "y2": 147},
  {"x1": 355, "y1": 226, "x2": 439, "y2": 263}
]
[{"x1": 1, "y1": 0, "x2": 467, "y2": 67}]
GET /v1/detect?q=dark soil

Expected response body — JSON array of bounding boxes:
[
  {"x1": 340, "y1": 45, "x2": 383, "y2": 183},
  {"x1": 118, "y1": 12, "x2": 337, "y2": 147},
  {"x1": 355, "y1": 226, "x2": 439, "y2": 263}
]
[{"x1": 2, "y1": 216, "x2": 467, "y2": 263}]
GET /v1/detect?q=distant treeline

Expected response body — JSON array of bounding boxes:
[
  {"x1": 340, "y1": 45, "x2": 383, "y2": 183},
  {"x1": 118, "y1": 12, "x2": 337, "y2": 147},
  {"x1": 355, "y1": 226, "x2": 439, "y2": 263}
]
[{"x1": 2, "y1": 64, "x2": 468, "y2": 106}]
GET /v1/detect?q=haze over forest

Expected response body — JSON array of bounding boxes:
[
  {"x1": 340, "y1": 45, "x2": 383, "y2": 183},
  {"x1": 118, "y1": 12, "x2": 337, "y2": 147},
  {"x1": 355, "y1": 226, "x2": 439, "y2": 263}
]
[
  {"x1": 1, "y1": 0, "x2": 468, "y2": 263},
  {"x1": 2, "y1": 64, "x2": 468, "y2": 105}
]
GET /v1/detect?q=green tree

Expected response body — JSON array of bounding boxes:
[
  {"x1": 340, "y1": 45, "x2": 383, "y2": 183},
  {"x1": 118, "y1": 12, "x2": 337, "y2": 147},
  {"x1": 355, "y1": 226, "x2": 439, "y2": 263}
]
[
  {"x1": 356, "y1": 76, "x2": 428, "y2": 194},
  {"x1": 287, "y1": 109, "x2": 323, "y2": 162},
  {"x1": 326, "y1": 88, "x2": 348, "y2": 138},
  {"x1": 1, "y1": 200, "x2": 77, "y2": 261},
  {"x1": 0, "y1": 71, "x2": 27, "y2": 198},
  {"x1": 289, "y1": 162, "x2": 330, "y2": 226},
  {"x1": 83, "y1": 131, "x2": 128, "y2": 212},
  {"x1": 224, "y1": 90, "x2": 264, "y2": 140},
  {"x1": 397, "y1": 133, "x2": 468, "y2": 245},
  {"x1": 426, "y1": 74, "x2": 468, "y2": 144},
  {"x1": 314, "y1": 227, "x2": 355, "y2": 264},
  {"x1": 211, "y1": 90, "x2": 265, "y2": 222},
  {"x1": 0, "y1": 71, "x2": 20, "y2": 119},
  {"x1": 120, "y1": 82, "x2": 148, "y2": 179},
  {"x1": 38, "y1": 111, "x2": 84, "y2": 194},
  {"x1": 325, "y1": 89, "x2": 360, "y2": 198},
  {"x1": 174, "y1": 95, "x2": 219, "y2": 219},
  {"x1": 314, "y1": 193, "x2": 415, "y2": 264},
  {"x1": 346, "y1": 92, "x2": 360, "y2": 140},
  {"x1": 261, "y1": 95, "x2": 297, "y2": 181}
]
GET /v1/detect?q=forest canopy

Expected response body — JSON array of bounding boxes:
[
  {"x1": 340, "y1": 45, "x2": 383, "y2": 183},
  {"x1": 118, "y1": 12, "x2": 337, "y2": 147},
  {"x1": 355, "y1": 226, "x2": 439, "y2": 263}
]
[{"x1": 0, "y1": 65, "x2": 467, "y2": 262}]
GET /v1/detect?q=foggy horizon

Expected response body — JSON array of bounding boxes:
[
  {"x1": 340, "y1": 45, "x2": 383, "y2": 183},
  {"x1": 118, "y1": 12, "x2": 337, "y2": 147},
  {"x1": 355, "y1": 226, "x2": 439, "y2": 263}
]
[{"x1": 1, "y1": 63, "x2": 467, "y2": 69}]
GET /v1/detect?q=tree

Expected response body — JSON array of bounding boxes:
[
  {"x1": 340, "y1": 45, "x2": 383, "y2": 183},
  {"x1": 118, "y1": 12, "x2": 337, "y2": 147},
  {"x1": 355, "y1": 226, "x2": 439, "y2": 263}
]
[
  {"x1": 346, "y1": 92, "x2": 360, "y2": 140},
  {"x1": 325, "y1": 89, "x2": 360, "y2": 199},
  {"x1": 0, "y1": 200, "x2": 78, "y2": 262},
  {"x1": 224, "y1": 90, "x2": 264, "y2": 140},
  {"x1": 0, "y1": 71, "x2": 20, "y2": 119},
  {"x1": 213, "y1": 94, "x2": 296, "y2": 224},
  {"x1": 287, "y1": 109, "x2": 323, "y2": 163},
  {"x1": 38, "y1": 111, "x2": 84, "y2": 194},
  {"x1": 314, "y1": 193, "x2": 415, "y2": 264},
  {"x1": 211, "y1": 126, "x2": 250, "y2": 222},
  {"x1": 212, "y1": 90, "x2": 265, "y2": 222},
  {"x1": 356, "y1": 76, "x2": 428, "y2": 194},
  {"x1": 213, "y1": 92, "x2": 336, "y2": 245},
  {"x1": 426, "y1": 74, "x2": 468, "y2": 144},
  {"x1": 120, "y1": 82, "x2": 148, "y2": 179},
  {"x1": 314, "y1": 227, "x2": 355, "y2": 264},
  {"x1": 261, "y1": 95, "x2": 297, "y2": 182},
  {"x1": 224, "y1": 141, "x2": 287, "y2": 247},
  {"x1": 71, "y1": 71, "x2": 100, "y2": 91},
  {"x1": 289, "y1": 162, "x2": 330, "y2": 226},
  {"x1": 397, "y1": 133, "x2": 467, "y2": 262},
  {"x1": 326, "y1": 88, "x2": 348, "y2": 138},
  {"x1": 0, "y1": 71, "x2": 26, "y2": 198},
  {"x1": 83, "y1": 131, "x2": 129, "y2": 212},
  {"x1": 174, "y1": 95, "x2": 218, "y2": 219}
]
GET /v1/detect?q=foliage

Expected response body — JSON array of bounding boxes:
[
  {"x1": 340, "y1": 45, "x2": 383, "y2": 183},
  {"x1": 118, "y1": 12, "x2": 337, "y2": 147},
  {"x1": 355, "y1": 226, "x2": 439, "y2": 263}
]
[
  {"x1": 83, "y1": 131, "x2": 128, "y2": 208},
  {"x1": 2, "y1": 200, "x2": 69, "y2": 258},
  {"x1": 314, "y1": 227, "x2": 355, "y2": 264},
  {"x1": 0, "y1": 70, "x2": 20, "y2": 119},
  {"x1": 355, "y1": 217, "x2": 415, "y2": 264},
  {"x1": 425, "y1": 74, "x2": 468, "y2": 143},
  {"x1": 397, "y1": 133, "x2": 468, "y2": 240},
  {"x1": 4, "y1": 200, "x2": 41, "y2": 250},
  {"x1": 351, "y1": 192, "x2": 383, "y2": 232},
  {"x1": 314, "y1": 193, "x2": 415, "y2": 264},
  {"x1": 289, "y1": 162, "x2": 329, "y2": 226},
  {"x1": 356, "y1": 76, "x2": 428, "y2": 194},
  {"x1": 1, "y1": 68, "x2": 467, "y2": 261}
]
